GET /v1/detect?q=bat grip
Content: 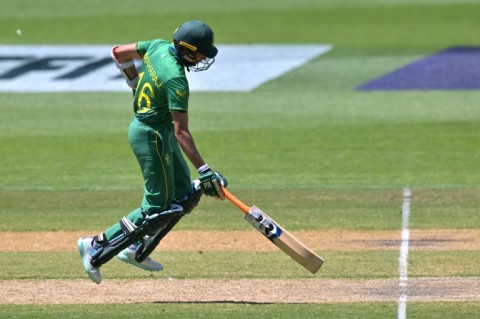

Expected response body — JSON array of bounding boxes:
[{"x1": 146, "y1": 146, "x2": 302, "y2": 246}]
[{"x1": 221, "y1": 186, "x2": 250, "y2": 214}]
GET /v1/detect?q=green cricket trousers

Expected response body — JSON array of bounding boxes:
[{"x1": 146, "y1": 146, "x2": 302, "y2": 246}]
[{"x1": 103, "y1": 117, "x2": 191, "y2": 241}]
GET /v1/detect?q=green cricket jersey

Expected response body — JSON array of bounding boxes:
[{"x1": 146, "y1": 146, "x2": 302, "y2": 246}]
[{"x1": 134, "y1": 39, "x2": 190, "y2": 125}]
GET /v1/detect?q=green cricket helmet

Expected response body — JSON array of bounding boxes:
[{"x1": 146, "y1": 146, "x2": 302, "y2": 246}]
[{"x1": 172, "y1": 20, "x2": 217, "y2": 71}]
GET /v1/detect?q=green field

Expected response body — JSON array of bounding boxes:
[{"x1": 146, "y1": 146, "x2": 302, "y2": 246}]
[{"x1": 1, "y1": 0, "x2": 479, "y2": 318}]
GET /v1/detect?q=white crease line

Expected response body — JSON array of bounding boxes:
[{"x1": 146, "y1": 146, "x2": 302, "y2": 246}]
[{"x1": 398, "y1": 188, "x2": 411, "y2": 319}]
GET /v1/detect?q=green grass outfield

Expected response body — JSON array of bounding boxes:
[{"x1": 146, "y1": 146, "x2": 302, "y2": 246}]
[
  {"x1": 1, "y1": 0, "x2": 479, "y2": 318},
  {"x1": 1, "y1": 303, "x2": 480, "y2": 319}
]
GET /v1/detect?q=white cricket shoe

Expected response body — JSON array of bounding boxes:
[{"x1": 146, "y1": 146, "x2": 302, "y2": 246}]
[
  {"x1": 117, "y1": 246, "x2": 164, "y2": 271},
  {"x1": 77, "y1": 237, "x2": 102, "y2": 284}
]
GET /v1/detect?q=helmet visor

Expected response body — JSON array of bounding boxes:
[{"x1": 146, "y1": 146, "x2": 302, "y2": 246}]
[{"x1": 203, "y1": 45, "x2": 218, "y2": 59}]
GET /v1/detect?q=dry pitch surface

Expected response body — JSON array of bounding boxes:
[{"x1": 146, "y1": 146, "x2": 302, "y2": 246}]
[{"x1": 1, "y1": 230, "x2": 479, "y2": 304}]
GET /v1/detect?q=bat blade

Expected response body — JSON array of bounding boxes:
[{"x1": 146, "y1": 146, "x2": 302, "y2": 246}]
[
  {"x1": 272, "y1": 229, "x2": 324, "y2": 274},
  {"x1": 245, "y1": 206, "x2": 324, "y2": 274}
]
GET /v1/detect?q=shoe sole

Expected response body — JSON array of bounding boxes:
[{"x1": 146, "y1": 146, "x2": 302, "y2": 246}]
[
  {"x1": 117, "y1": 252, "x2": 163, "y2": 271},
  {"x1": 77, "y1": 238, "x2": 102, "y2": 284}
]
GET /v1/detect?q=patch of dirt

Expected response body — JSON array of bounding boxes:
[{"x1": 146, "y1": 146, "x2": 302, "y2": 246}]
[
  {"x1": 1, "y1": 278, "x2": 479, "y2": 304},
  {"x1": 1, "y1": 229, "x2": 479, "y2": 252},
  {"x1": 1, "y1": 229, "x2": 478, "y2": 305}
]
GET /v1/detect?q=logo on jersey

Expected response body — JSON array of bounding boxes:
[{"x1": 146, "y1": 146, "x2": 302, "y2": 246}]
[
  {"x1": 176, "y1": 89, "x2": 187, "y2": 97},
  {"x1": 164, "y1": 154, "x2": 171, "y2": 167}
]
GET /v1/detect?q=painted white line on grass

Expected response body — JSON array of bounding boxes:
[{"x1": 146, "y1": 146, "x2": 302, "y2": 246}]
[
  {"x1": 398, "y1": 188, "x2": 411, "y2": 319},
  {"x1": 0, "y1": 44, "x2": 333, "y2": 92}
]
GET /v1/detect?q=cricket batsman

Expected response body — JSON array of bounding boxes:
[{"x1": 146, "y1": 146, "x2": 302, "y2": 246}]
[{"x1": 77, "y1": 20, "x2": 227, "y2": 284}]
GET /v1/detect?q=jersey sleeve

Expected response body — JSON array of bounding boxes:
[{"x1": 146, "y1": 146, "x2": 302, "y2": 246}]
[
  {"x1": 136, "y1": 40, "x2": 151, "y2": 58},
  {"x1": 165, "y1": 77, "x2": 189, "y2": 112},
  {"x1": 136, "y1": 39, "x2": 165, "y2": 58}
]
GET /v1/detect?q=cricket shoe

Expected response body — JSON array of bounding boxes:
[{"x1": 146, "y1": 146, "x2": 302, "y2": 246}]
[
  {"x1": 117, "y1": 246, "x2": 164, "y2": 271},
  {"x1": 77, "y1": 237, "x2": 102, "y2": 284}
]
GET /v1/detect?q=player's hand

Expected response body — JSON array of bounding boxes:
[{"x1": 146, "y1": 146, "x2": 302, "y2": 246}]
[{"x1": 199, "y1": 170, "x2": 227, "y2": 200}]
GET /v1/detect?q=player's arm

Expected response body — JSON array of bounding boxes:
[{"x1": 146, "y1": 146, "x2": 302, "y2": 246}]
[
  {"x1": 111, "y1": 43, "x2": 141, "y2": 90},
  {"x1": 172, "y1": 111, "x2": 205, "y2": 168},
  {"x1": 172, "y1": 111, "x2": 226, "y2": 199}
]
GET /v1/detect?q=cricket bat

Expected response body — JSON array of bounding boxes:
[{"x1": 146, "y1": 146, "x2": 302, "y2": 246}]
[{"x1": 221, "y1": 186, "x2": 324, "y2": 274}]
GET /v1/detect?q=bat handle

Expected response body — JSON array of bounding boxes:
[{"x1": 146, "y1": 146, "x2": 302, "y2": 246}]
[{"x1": 221, "y1": 186, "x2": 251, "y2": 214}]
